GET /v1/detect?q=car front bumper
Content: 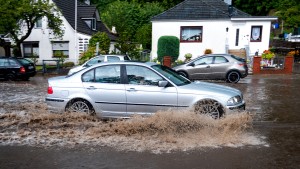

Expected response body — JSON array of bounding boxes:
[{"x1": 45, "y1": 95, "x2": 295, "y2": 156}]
[{"x1": 226, "y1": 102, "x2": 246, "y2": 114}]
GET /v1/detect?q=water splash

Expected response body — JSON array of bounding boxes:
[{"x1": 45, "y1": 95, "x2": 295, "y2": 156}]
[{"x1": 0, "y1": 103, "x2": 267, "y2": 153}]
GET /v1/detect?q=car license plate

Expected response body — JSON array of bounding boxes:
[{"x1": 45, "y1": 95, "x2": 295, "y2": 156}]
[{"x1": 29, "y1": 66, "x2": 33, "y2": 69}]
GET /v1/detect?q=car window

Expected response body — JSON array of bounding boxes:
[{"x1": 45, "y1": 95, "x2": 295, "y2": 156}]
[
  {"x1": 214, "y1": 56, "x2": 228, "y2": 64},
  {"x1": 194, "y1": 56, "x2": 213, "y2": 65},
  {"x1": 230, "y1": 55, "x2": 245, "y2": 62},
  {"x1": 126, "y1": 65, "x2": 164, "y2": 86},
  {"x1": 107, "y1": 56, "x2": 121, "y2": 61},
  {"x1": 152, "y1": 65, "x2": 190, "y2": 86},
  {"x1": 9, "y1": 59, "x2": 19, "y2": 66},
  {"x1": 82, "y1": 69, "x2": 95, "y2": 82},
  {"x1": 95, "y1": 65, "x2": 121, "y2": 84},
  {"x1": 86, "y1": 56, "x2": 104, "y2": 66},
  {"x1": 0, "y1": 59, "x2": 8, "y2": 67}
]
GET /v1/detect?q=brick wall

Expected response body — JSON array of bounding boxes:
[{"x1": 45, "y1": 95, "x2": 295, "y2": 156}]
[{"x1": 253, "y1": 56, "x2": 294, "y2": 74}]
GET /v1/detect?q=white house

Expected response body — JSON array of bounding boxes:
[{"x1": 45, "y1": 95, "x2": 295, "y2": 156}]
[
  {"x1": 151, "y1": 0, "x2": 277, "y2": 61},
  {"x1": 20, "y1": 0, "x2": 117, "y2": 64}
]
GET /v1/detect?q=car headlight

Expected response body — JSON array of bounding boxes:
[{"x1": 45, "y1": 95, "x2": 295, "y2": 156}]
[{"x1": 227, "y1": 95, "x2": 242, "y2": 106}]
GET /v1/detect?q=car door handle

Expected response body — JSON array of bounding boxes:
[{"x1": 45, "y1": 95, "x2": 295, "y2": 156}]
[
  {"x1": 87, "y1": 86, "x2": 96, "y2": 90},
  {"x1": 127, "y1": 88, "x2": 137, "y2": 92},
  {"x1": 206, "y1": 65, "x2": 210, "y2": 68}
]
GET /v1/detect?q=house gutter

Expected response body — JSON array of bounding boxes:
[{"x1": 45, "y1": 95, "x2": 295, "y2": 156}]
[{"x1": 231, "y1": 17, "x2": 278, "y2": 21}]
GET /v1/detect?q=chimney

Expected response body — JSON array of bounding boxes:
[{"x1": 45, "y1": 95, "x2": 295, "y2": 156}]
[{"x1": 224, "y1": 0, "x2": 232, "y2": 5}]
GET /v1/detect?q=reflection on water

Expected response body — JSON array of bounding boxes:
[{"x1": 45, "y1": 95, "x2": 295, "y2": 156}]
[{"x1": 0, "y1": 103, "x2": 267, "y2": 153}]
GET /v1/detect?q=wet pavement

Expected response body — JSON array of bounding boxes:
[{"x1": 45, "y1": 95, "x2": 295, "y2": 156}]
[{"x1": 0, "y1": 74, "x2": 299, "y2": 169}]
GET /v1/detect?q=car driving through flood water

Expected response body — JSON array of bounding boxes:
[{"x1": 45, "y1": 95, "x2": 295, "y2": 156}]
[{"x1": 46, "y1": 62, "x2": 245, "y2": 119}]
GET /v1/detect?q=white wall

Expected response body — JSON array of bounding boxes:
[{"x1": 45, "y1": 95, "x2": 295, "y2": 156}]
[{"x1": 152, "y1": 19, "x2": 272, "y2": 61}]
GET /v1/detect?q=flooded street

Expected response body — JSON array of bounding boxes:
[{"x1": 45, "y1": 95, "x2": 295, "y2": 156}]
[{"x1": 0, "y1": 74, "x2": 299, "y2": 169}]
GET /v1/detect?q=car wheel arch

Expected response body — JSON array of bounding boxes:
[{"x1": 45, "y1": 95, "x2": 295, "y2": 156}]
[
  {"x1": 226, "y1": 70, "x2": 241, "y2": 83},
  {"x1": 65, "y1": 98, "x2": 95, "y2": 114},
  {"x1": 192, "y1": 98, "x2": 225, "y2": 118}
]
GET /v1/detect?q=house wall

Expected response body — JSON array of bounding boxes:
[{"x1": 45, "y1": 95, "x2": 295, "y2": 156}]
[
  {"x1": 152, "y1": 20, "x2": 272, "y2": 61},
  {"x1": 23, "y1": 14, "x2": 79, "y2": 65}
]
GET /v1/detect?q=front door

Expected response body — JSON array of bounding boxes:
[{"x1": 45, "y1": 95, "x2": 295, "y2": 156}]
[
  {"x1": 188, "y1": 56, "x2": 214, "y2": 79},
  {"x1": 124, "y1": 65, "x2": 178, "y2": 116}
]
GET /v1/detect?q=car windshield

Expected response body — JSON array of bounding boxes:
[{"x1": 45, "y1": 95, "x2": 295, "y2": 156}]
[
  {"x1": 230, "y1": 55, "x2": 245, "y2": 62},
  {"x1": 151, "y1": 65, "x2": 191, "y2": 86}
]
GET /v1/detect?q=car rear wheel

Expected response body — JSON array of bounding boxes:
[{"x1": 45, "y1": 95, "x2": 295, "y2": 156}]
[
  {"x1": 6, "y1": 74, "x2": 15, "y2": 81},
  {"x1": 66, "y1": 99, "x2": 95, "y2": 115},
  {"x1": 194, "y1": 99, "x2": 224, "y2": 119},
  {"x1": 178, "y1": 71, "x2": 188, "y2": 78},
  {"x1": 227, "y1": 71, "x2": 240, "y2": 83}
]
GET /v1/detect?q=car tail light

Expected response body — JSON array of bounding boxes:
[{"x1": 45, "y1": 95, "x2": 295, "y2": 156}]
[
  {"x1": 20, "y1": 66, "x2": 26, "y2": 73},
  {"x1": 48, "y1": 86, "x2": 53, "y2": 94},
  {"x1": 238, "y1": 63, "x2": 246, "y2": 66}
]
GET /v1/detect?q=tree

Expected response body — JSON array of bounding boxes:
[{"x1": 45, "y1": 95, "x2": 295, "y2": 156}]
[
  {"x1": 0, "y1": 0, "x2": 63, "y2": 56},
  {"x1": 89, "y1": 32, "x2": 111, "y2": 54},
  {"x1": 273, "y1": 0, "x2": 300, "y2": 31}
]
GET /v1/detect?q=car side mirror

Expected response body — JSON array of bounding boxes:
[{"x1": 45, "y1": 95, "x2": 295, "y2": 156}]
[
  {"x1": 97, "y1": 60, "x2": 101, "y2": 63},
  {"x1": 158, "y1": 80, "x2": 168, "y2": 87},
  {"x1": 189, "y1": 62, "x2": 195, "y2": 67}
]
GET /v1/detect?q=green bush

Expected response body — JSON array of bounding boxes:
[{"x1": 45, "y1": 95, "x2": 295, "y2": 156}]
[
  {"x1": 157, "y1": 36, "x2": 179, "y2": 63},
  {"x1": 63, "y1": 62, "x2": 75, "y2": 68}
]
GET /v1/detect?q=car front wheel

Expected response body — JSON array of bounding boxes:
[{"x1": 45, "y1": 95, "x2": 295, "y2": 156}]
[
  {"x1": 227, "y1": 71, "x2": 240, "y2": 83},
  {"x1": 66, "y1": 99, "x2": 94, "y2": 115},
  {"x1": 194, "y1": 99, "x2": 224, "y2": 119}
]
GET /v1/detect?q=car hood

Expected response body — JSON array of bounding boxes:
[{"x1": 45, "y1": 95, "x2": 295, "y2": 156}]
[{"x1": 177, "y1": 81, "x2": 241, "y2": 97}]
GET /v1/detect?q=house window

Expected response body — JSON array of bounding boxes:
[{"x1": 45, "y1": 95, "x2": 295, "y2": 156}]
[
  {"x1": 250, "y1": 26, "x2": 262, "y2": 42},
  {"x1": 52, "y1": 41, "x2": 69, "y2": 58},
  {"x1": 23, "y1": 42, "x2": 39, "y2": 58},
  {"x1": 180, "y1": 26, "x2": 202, "y2": 42},
  {"x1": 83, "y1": 18, "x2": 96, "y2": 30},
  {"x1": 35, "y1": 18, "x2": 42, "y2": 28},
  {"x1": 235, "y1": 29, "x2": 239, "y2": 46}
]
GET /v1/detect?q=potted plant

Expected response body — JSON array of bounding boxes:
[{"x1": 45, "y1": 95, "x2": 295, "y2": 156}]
[
  {"x1": 184, "y1": 53, "x2": 192, "y2": 62},
  {"x1": 261, "y1": 49, "x2": 275, "y2": 67}
]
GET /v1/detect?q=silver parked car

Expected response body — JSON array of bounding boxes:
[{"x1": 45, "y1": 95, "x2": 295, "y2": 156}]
[
  {"x1": 173, "y1": 54, "x2": 248, "y2": 83},
  {"x1": 46, "y1": 62, "x2": 245, "y2": 119},
  {"x1": 68, "y1": 54, "x2": 131, "y2": 75}
]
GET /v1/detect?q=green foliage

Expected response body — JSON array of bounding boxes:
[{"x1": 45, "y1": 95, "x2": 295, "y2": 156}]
[
  {"x1": 114, "y1": 31, "x2": 141, "y2": 60},
  {"x1": 63, "y1": 62, "x2": 75, "y2": 68},
  {"x1": 0, "y1": 0, "x2": 64, "y2": 56},
  {"x1": 79, "y1": 46, "x2": 96, "y2": 64},
  {"x1": 89, "y1": 32, "x2": 111, "y2": 54},
  {"x1": 53, "y1": 51, "x2": 67, "y2": 63},
  {"x1": 274, "y1": 1, "x2": 300, "y2": 29},
  {"x1": 136, "y1": 24, "x2": 152, "y2": 49},
  {"x1": 157, "y1": 36, "x2": 179, "y2": 63},
  {"x1": 101, "y1": 0, "x2": 163, "y2": 55}
]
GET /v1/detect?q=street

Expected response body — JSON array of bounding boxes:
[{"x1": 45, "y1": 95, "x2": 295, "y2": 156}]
[{"x1": 0, "y1": 74, "x2": 299, "y2": 169}]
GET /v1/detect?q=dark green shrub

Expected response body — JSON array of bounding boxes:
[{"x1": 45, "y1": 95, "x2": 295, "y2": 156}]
[
  {"x1": 63, "y1": 62, "x2": 75, "y2": 68},
  {"x1": 157, "y1": 36, "x2": 179, "y2": 63}
]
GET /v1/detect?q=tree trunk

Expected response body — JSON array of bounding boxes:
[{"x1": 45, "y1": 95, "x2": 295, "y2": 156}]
[{"x1": 14, "y1": 42, "x2": 22, "y2": 57}]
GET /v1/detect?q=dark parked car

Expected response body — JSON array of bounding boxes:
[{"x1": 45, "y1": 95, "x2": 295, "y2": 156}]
[
  {"x1": 173, "y1": 54, "x2": 248, "y2": 83},
  {"x1": 0, "y1": 57, "x2": 36, "y2": 80}
]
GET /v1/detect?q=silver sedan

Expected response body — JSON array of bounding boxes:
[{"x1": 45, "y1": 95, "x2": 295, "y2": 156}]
[{"x1": 46, "y1": 62, "x2": 245, "y2": 119}]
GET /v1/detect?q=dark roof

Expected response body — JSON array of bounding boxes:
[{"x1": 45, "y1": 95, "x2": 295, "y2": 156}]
[
  {"x1": 152, "y1": 0, "x2": 251, "y2": 21},
  {"x1": 52, "y1": 0, "x2": 117, "y2": 41}
]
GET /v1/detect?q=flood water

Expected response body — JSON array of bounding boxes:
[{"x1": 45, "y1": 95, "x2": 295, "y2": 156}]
[{"x1": 0, "y1": 74, "x2": 299, "y2": 169}]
